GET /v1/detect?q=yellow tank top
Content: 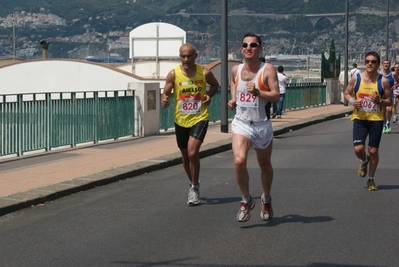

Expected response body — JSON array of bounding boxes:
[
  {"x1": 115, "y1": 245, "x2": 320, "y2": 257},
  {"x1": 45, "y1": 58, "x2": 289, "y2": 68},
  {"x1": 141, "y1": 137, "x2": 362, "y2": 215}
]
[
  {"x1": 173, "y1": 65, "x2": 209, "y2": 127},
  {"x1": 351, "y1": 74, "x2": 383, "y2": 121}
]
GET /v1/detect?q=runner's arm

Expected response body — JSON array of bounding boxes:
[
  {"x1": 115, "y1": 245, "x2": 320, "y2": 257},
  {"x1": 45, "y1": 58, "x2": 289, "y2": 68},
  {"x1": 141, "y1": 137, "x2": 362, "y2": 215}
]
[
  {"x1": 204, "y1": 69, "x2": 219, "y2": 98},
  {"x1": 202, "y1": 69, "x2": 220, "y2": 106},
  {"x1": 259, "y1": 63, "x2": 279, "y2": 103},
  {"x1": 227, "y1": 65, "x2": 238, "y2": 110},
  {"x1": 344, "y1": 75, "x2": 358, "y2": 107},
  {"x1": 161, "y1": 70, "x2": 175, "y2": 108},
  {"x1": 379, "y1": 77, "x2": 392, "y2": 106}
]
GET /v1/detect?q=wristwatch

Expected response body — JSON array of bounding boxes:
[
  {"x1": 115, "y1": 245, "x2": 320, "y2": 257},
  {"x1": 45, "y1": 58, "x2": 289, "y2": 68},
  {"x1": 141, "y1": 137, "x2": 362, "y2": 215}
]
[
  {"x1": 254, "y1": 88, "x2": 260, "y2": 96},
  {"x1": 379, "y1": 99, "x2": 383, "y2": 104}
]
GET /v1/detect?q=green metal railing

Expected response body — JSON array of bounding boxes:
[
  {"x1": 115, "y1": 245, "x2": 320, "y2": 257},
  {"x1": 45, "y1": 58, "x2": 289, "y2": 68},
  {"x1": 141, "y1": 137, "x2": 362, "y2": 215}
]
[
  {"x1": 1, "y1": 82, "x2": 326, "y2": 158},
  {"x1": 285, "y1": 82, "x2": 326, "y2": 109},
  {"x1": 1, "y1": 91, "x2": 134, "y2": 157}
]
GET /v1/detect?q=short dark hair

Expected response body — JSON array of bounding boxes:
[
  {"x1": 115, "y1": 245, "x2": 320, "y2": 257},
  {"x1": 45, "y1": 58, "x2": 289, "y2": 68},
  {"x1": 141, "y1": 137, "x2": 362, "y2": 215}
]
[
  {"x1": 242, "y1": 32, "x2": 262, "y2": 47},
  {"x1": 352, "y1": 63, "x2": 357, "y2": 67},
  {"x1": 365, "y1": 51, "x2": 380, "y2": 63},
  {"x1": 277, "y1": 66, "x2": 284, "y2": 72}
]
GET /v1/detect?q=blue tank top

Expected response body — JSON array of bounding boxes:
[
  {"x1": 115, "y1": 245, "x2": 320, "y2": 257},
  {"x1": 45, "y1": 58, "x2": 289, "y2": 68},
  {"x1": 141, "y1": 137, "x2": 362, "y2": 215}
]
[{"x1": 381, "y1": 71, "x2": 394, "y2": 88}]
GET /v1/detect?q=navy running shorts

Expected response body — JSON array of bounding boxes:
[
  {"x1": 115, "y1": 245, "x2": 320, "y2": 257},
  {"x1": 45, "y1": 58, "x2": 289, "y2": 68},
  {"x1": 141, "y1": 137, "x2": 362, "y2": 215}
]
[{"x1": 353, "y1": 119, "x2": 383, "y2": 148}]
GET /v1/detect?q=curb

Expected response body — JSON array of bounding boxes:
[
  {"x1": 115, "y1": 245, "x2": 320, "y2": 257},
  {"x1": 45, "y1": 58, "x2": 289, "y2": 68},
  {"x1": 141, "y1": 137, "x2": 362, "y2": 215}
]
[{"x1": 0, "y1": 109, "x2": 352, "y2": 217}]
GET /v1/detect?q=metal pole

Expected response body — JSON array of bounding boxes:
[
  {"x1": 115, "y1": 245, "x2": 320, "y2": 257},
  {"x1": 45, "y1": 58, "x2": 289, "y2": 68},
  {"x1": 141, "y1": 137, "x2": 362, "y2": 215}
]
[
  {"x1": 220, "y1": 0, "x2": 228, "y2": 133},
  {"x1": 12, "y1": 14, "x2": 16, "y2": 60},
  {"x1": 307, "y1": 52, "x2": 309, "y2": 81},
  {"x1": 343, "y1": 0, "x2": 349, "y2": 106},
  {"x1": 386, "y1": 0, "x2": 389, "y2": 60}
]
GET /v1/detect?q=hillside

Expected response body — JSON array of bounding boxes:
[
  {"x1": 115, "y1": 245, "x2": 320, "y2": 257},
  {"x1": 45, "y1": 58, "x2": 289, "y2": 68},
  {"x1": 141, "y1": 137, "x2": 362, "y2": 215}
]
[{"x1": 0, "y1": 0, "x2": 398, "y2": 60}]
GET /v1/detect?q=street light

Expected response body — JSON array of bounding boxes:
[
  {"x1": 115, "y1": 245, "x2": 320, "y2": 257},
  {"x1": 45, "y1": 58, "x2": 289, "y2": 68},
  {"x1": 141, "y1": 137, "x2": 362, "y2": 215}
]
[
  {"x1": 220, "y1": 0, "x2": 228, "y2": 133},
  {"x1": 305, "y1": 47, "x2": 313, "y2": 82},
  {"x1": 343, "y1": 0, "x2": 349, "y2": 106},
  {"x1": 386, "y1": 0, "x2": 389, "y2": 60}
]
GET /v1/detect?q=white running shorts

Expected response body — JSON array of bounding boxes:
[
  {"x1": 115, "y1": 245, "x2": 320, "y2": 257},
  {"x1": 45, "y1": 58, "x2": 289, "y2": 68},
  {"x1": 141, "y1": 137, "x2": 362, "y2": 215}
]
[{"x1": 231, "y1": 118, "x2": 274, "y2": 149}]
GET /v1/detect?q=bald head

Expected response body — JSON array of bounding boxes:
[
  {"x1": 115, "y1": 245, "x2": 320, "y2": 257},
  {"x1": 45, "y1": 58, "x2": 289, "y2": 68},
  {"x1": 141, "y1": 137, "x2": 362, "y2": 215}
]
[
  {"x1": 179, "y1": 43, "x2": 197, "y2": 54},
  {"x1": 178, "y1": 43, "x2": 198, "y2": 70}
]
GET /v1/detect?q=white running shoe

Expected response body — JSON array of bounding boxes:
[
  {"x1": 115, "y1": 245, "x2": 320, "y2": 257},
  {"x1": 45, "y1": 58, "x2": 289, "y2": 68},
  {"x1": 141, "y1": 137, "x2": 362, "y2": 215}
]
[
  {"x1": 260, "y1": 197, "x2": 274, "y2": 221},
  {"x1": 236, "y1": 197, "x2": 255, "y2": 222},
  {"x1": 187, "y1": 187, "x2": 200, "y2": 205}
]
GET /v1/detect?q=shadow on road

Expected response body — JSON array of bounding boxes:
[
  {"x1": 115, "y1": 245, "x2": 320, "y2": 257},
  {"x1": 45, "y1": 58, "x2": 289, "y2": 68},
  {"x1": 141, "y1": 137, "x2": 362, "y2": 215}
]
[
  {"x1": 200, "y1": 196, "x2": 241, "y2": 205},
  {"x1": 374, "y1": 184, "x2": 399, "y2": 190},
  {"x1": 274, "y1": 130, "x2": 352, "y2": 139},
  {"x1": 241, "y1": 214, "x2": 335, "y2": 229},
  {"x1": 111, "y1": 259, "x2": 375, "y2": 267}
]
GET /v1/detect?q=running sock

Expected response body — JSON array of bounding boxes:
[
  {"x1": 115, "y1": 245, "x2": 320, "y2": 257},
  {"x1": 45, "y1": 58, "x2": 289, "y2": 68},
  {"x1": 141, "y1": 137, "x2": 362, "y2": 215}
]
[
  {"x1": 261, "y1": 194, "x2": 271, "y2": 203},
  {"x1": 361, "y1": 157, "x2": 369, "y2": 164},
  {"x1": 242, "y1": 195, "x2": 251, "y2": 203}
]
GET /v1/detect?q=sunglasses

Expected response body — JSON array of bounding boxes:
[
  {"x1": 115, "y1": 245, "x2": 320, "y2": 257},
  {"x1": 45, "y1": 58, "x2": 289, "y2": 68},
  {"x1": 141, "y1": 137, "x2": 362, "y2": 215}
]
[
  {"x1": 365, "y1": 59, "x2": 378, "y2": 64},
  {"x1": 242, "y1": 42, "x2": 260, "y2": 48}
]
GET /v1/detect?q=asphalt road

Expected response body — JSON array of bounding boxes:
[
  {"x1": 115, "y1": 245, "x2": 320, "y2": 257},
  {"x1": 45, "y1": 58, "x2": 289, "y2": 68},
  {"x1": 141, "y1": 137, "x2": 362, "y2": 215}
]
[{"x1": 0, "y1": 117, "x2": 398, "y2": 267}]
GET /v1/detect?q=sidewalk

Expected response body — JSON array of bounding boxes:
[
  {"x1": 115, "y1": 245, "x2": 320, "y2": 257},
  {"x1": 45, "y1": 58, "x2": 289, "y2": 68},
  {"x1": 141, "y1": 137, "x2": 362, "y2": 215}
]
[{"x1": 0, "y1": 104, "x2": 353, "y2": 216}]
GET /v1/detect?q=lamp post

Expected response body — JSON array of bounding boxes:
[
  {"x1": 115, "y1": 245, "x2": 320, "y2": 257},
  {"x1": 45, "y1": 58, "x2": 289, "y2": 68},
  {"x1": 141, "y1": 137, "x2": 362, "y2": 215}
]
[
  {"x1": 306, "y1": 47, "x2": 313, "y2": 82},
  {"x1": 12, "y1": 13, "x2": 16, "y2": 60},
  {"x1": 386, "y1": 0, "x2": 389, "y2": 60},
  {"x1": 220, "y1": 0, "x2": 228, "y2": 133},
  {"x1": 343, "y1": 0, "x2": 349, "y2": 106}
]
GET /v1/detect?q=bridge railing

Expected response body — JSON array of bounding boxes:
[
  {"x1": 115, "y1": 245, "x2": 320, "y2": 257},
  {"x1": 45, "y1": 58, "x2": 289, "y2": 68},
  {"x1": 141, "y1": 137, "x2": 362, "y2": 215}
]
[
  {"x1": 284, "y1": 82, "x2": 326, "y2": 109},
  {"x1": 1, "y1": 82, "x2": 326, "y2": 158},
  {"x1": 1, "y1": 91, "x2": 135, "y2": 158}
]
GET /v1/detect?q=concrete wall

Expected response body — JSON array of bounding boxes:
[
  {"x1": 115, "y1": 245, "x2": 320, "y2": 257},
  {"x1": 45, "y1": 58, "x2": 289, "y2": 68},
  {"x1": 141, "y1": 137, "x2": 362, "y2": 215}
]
[
  {"x1": 129, "y1": 82, "x2": 160, "y2": 137},
  {"x1": 0, "y1": 59, "x2": 163, "y2": 95},
  {"x1": 0, "y1": 58, "x2": 24, "y2": 68},
  {"x1": 325, "y1": 78, "x2": 340, "y2": 104}
]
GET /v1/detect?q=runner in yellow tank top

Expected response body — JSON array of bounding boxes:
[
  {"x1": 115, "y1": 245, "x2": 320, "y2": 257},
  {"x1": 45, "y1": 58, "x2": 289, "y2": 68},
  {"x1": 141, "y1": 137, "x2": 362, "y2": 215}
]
[
  {"x1": 173, "y1": 64, "x2": 209, "y2": 127},
  {"x1": 344, "y1": 51, "x2": 392, "y2": 191},
  {"x1": 351, "y1": 74, "x2": 384, "y2": 121},
  {"x1": 161, "y1": 43, "x2": 219, "y2": 205}
]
